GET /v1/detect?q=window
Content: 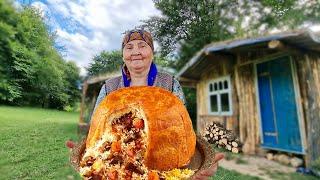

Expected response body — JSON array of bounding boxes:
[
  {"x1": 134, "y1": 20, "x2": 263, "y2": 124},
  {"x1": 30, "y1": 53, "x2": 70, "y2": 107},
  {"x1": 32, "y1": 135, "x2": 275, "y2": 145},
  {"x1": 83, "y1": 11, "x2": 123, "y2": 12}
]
[{"x1": 208, "y1": 76, "x2": 232, "y2": 116}]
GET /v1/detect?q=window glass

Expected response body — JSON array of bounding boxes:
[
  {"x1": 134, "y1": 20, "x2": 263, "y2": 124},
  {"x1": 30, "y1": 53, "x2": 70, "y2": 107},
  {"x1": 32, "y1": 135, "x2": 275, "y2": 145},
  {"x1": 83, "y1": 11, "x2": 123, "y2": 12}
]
[
  {"x1": 224, "y1": 80, "x2": 228, "y2": 89},
  {"x1": 221, "y1": 93, "x2": 230, "y2": 112},
  {"x1": 208, "y1": 76, "x2": 232, "y2": 115},
  {"x1": 210, "y1": 95, "x2": 218, "y2": 112},
  {"x1": 219, "y1": 81, "x2": 223, "y2": 90}
]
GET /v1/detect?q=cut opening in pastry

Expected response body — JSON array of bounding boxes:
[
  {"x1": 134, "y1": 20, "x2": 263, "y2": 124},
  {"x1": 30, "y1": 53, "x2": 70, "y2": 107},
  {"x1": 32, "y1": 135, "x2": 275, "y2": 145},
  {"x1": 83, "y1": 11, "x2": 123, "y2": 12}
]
[{"x1": 80, "y1": 108, "x2": 161, "y2": 180}]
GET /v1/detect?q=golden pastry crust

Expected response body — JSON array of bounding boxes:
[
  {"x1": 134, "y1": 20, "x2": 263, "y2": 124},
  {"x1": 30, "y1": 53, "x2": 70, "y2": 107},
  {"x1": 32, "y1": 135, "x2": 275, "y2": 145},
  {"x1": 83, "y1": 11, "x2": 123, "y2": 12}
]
[{"x1": 86, "y1": 86, "x2": 196, "y2": 171}]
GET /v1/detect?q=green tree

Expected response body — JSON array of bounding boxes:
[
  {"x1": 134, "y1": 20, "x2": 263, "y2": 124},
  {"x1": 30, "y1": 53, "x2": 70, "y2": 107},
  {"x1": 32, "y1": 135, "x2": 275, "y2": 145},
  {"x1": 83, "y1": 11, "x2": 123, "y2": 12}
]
[
  {"x1": 63, "y1": 61, "x2": 81, "y2": 107},
  {"x1": 86, "y1": 50, "x2": 123, "y2": 76},
  {"x1": 0, "y1": 0, "x2": 81, "y2": 110},
  {"x1": 143, "y1": 0, "x2": 320, "y2": 69},
  {"x1": 0, "y1": 0, "x2": 21, "y2": 102}
]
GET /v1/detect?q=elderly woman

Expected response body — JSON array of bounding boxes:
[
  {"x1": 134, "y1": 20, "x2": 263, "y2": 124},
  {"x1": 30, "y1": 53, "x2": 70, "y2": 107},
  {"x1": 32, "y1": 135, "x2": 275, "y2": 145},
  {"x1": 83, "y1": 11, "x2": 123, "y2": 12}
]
[{"x1": 92, "y1": 29, "x2": 224, "y2": 180}]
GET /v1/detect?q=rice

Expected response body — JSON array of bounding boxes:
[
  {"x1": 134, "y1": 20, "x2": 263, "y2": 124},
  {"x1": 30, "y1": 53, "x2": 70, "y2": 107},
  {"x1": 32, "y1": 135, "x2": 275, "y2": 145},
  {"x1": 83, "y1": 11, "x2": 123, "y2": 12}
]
[{"x1": 160, "y1": 168, "x2": 195, "y2": 180}]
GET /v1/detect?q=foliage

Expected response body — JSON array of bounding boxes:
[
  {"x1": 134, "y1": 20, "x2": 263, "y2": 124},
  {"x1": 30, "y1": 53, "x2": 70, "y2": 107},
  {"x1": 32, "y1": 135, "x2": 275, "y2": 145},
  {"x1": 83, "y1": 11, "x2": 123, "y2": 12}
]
[
  {"x1": 142, "y1": 0, "x2": 222, "y2": 69},
  {"x1": 0, "y1": 0, "x2": 80, "y2": 109},
  {"x1": 183, "y1": 87, "x2": 197, "y2": 129},
  {"x1": 143, "y1": 0, "x2": 320, "y2": 70},
  {"x1": 311, "y1": 157, "x2": 320, "y2": 172},
  {"x1": 86, "y1": 50, "x2": 123, "y2": 76}
]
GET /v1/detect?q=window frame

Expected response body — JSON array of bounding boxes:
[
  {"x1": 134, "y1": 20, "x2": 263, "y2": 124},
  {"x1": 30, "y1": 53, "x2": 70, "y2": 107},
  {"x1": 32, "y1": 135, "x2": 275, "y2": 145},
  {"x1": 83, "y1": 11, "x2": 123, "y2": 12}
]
[{"x1": 207, "y1": 76, "x2": 233, "y2": 116}]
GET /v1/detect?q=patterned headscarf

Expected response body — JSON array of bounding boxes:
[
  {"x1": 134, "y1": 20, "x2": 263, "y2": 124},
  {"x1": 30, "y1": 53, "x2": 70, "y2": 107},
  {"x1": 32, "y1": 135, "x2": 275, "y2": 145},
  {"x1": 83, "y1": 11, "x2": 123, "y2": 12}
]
[
  {"x1": 121, "y1": 29, "x2": 157, "y2": 87},
  {"x1": 122, "y1": 29, "x2": 154, "y2": 52}
]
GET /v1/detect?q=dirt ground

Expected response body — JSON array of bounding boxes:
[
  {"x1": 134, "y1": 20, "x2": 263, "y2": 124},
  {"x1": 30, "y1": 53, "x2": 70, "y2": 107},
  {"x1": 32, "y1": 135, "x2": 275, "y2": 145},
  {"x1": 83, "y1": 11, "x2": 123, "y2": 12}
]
[{"x1": 219, "y1": 154, "x2": 296, "y2": 180}]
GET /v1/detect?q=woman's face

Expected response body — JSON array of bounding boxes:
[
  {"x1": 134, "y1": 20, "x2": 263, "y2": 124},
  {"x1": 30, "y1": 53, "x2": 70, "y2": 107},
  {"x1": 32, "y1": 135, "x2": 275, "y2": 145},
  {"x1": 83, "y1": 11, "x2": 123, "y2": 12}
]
[{"x1": 123, "y1": 39, "x2": 153, "y2": 74}]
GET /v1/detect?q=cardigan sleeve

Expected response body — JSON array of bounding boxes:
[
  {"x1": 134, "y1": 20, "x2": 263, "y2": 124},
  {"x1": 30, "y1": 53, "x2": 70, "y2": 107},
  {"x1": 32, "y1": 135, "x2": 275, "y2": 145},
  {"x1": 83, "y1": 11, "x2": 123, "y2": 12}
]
[{"x1": 172, "y1": 78, "x2": 186, "y2": 106}]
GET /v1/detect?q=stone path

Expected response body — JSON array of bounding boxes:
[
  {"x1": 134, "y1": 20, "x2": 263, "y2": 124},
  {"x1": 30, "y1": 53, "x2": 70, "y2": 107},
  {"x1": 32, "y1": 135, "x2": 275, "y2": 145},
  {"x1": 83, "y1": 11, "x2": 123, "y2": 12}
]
[{"x1": 219, "y1": 155, "x2": 296, "y2": 180}]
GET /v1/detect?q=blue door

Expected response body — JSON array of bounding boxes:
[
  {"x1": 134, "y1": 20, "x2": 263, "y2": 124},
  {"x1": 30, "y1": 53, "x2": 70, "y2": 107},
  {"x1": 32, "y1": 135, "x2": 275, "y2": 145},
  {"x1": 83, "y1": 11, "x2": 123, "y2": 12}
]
[{"x1": 257, "y1": 56, "x2": 303, "y2": 153}]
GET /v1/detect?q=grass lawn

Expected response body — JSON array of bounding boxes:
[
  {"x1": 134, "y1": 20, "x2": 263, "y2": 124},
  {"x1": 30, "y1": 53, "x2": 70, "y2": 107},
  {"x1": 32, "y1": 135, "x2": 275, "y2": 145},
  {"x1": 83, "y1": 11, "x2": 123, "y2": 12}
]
[
  {"x1": 0, "y1": 106, "x2": 81, "y2": 179},
  {"x1": 0, "y1": 106, "x2": 261, "y2": 179}
]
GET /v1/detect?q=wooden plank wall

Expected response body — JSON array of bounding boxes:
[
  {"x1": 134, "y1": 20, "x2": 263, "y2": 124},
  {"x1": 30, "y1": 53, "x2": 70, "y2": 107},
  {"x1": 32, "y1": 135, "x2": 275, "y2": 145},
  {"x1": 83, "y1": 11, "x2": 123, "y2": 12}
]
[
  {"x1": 196, "y1": 49, "x2": 319, "y2": 157},
  {"x1": 235, "y1": 53, "x2": 260, "y2": 154},
  {"x1": 294, "y1": 52, "x2": 320, "y2": 167},
  {"x1": 196, "y1": 55, "x2": 239, "y2": 137}
]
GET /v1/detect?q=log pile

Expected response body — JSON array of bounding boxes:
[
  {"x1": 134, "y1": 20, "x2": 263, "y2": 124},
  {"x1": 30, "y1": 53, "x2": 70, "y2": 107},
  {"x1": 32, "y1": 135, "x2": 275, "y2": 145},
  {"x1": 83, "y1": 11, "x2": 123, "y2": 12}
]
[
  {"x1": 266, "y1": 152, "x2": 304, "y2": 167},
  {"x1": 202, "y1": 122, "x2": 241, "y2": 153}
]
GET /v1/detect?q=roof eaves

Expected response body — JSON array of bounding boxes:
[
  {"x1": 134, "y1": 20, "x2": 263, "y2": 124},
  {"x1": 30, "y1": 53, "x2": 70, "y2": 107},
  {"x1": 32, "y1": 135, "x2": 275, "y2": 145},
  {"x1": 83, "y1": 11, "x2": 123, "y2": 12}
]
[{"x1": 176, "y1": 48, "x2": 205, "y2": 78}]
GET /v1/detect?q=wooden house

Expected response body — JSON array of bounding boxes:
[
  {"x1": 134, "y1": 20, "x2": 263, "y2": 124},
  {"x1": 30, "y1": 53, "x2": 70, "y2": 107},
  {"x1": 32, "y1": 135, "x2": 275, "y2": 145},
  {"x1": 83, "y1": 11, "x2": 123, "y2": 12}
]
[{"x1": 177, "y1": 30, "x2": 320, "y2": 166}]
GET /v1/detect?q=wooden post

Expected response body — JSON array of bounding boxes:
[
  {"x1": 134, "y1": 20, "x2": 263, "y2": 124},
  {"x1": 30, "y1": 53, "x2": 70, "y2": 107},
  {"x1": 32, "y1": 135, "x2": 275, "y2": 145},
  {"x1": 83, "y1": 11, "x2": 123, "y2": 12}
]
[
  {"x1": 79, "y1": 81, "x2": 88, "y2": 124},
  {"x1": 302, "y1": 54, "x2": 320, "y2": 168}
]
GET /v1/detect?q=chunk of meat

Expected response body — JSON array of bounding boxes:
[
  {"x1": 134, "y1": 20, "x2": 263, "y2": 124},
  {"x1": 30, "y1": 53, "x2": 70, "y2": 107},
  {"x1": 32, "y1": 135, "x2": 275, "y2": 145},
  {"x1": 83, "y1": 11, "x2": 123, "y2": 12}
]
[
  {"x1": 99, "y1": 141, "x2": 111, "y2": 152},
  {"x1": 135, "y1": 140, "x2": 142, "y2": 151},
  {"x1": 124, "y1": 169, "x2": 132, "y2": 180},
  {"x1": 109, "y1": 155, "x2": 123, "y2": 165},
  {"x1": 91, "y1": 173, "x2": 103, "y2": 180},
  {"x1": 125, "y1": 162, "x2": 144, "y2": 175},
  {"x1": 126, "y1": 148, "x2": 135, "y2": 158},
  {"x1": 111, "y1": 141, "x2": 121, "y2": 153},
  {"x1": 107, "y1": 170, "x2": 118, "y2": 180},
  {"x1": 82, "y1": 156, "x2": 95, "y2": 167},
  {"x1": 133, "y1": 118, "x2": 144, "y2": 129},
  {"x1": 113, "y1": 113, "x2": 133, "y2": 128}
]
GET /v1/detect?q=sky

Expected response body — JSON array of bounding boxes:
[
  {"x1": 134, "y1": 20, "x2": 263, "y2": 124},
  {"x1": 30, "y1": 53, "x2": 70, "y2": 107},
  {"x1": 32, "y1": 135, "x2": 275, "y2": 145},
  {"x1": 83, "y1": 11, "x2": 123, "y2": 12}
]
[
  {"x1": 14, "y1": 0, "x2": 320, "y2": 76},
  {"x1": 16, "y1": 0, "x2": 161, "y2": 75}
]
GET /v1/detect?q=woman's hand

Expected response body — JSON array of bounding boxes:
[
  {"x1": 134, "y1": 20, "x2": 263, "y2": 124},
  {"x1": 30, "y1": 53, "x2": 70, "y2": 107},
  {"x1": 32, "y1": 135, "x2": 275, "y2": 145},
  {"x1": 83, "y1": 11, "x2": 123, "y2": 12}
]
[{"x1": 192, "y1": 153, "x2": 224, "y2": 180}]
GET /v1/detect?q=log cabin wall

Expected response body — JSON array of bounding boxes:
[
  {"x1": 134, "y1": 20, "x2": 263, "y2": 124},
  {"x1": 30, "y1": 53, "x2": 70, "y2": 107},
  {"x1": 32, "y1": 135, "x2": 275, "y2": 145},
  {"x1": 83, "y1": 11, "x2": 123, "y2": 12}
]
[
  {"x1": 294, "y1": 52, "x2": 320, "y2": 166},
  {"x1": 196, "y1": 50, "x2": 274, "y2": 154},
  {"x1": 185, "y1": 45, "x2": 318, "y2": 158},
  {"x1": 196, "y1": 54, "x2": 239, "y2": 137},
  {"x1": 234, "y1": 52, "x2": 260, "y2": 154},
  {"x1": 233, "y1": 49, "x2": 294, "y2": 154},
  {"x1": 233, "y1": 49, "x2": 286, "y2": 154}
]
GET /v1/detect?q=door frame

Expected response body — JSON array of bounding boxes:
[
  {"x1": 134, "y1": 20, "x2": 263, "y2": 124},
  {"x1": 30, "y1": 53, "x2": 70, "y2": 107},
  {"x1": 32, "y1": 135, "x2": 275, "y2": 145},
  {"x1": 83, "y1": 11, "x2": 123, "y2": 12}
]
[{"x1": 253, "y1": 54, "x2": 307, "y2": 154}]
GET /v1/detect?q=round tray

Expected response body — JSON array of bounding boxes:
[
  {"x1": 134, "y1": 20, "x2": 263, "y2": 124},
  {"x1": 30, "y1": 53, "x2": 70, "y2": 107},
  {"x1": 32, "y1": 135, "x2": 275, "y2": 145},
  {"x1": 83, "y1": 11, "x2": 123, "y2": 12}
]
[{"x1": 70, "y1": 134, "x2": 215, "y2": 179}]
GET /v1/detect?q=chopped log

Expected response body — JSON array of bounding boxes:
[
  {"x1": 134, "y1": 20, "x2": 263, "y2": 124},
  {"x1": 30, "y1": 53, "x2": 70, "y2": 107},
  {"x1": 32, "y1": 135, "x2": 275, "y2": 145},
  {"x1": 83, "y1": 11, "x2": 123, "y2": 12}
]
[
  {"x1": 202, "y1": 122, "x2": 242, "y2": 153},
  {"x1": 232, "y1": 147, "x2": 239, "y2": 153},
  {"x1": 219, "y1": 130, "x2": 224, "y2": 136},
  {"x1": 266, "y1": 153, "x2": 274, "y2": 160},
  {"x1": 232, "y1": 141, "x2": 238, "y2": 147},
  {"x1": 221, "y1": 138, "x2": 228, "y2": 145}
]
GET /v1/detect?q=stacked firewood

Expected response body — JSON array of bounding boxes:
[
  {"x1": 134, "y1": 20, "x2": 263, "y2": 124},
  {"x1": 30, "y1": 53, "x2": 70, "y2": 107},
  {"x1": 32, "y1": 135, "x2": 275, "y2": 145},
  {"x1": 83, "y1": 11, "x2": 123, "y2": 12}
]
[{"x1": 202, "y1": 122, "x2": 241, "y2": 153}]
